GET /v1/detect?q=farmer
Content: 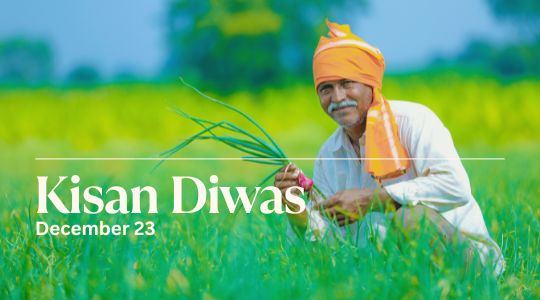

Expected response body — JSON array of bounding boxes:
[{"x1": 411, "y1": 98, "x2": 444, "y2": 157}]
[{"x1": 274, "y1": 20, "x2": 504, "y2": 275}]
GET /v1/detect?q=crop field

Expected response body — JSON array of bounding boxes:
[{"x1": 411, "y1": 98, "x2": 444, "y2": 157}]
[{"x1": 0, "y1": 74, "x2": 539, "y2": 298}]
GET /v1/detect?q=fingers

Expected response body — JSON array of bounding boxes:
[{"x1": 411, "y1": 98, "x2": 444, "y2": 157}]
[
  {"x1": 274, "y1": 163, "x2": 302, "y2": 197},
  {"x1": 338, "y1": 217, "x2": 352, "y2": 227},
  {"x1": 336, "y1": 213, "x2": 347, "y2": 222},
  {"x1": 322, "y1": 206, "x2": 349, "y2": 219},
  {"x1": 338, "y1": 216, "x2": 347, "y2": 227},
  {"x1": 275, "y1": 164, "x2": 299, "y2": 181},
  {"x1": 322, "y1": 205, "x2": 360, "y2": 227},
  {"x1": 274, "y1": 164, "x2": 304, "y2": 202},
  {"x1": 274, "y1": 179, "x2": 296, "y2": 189},
  {"x1": 335, "y1": 213, "x2": 359, "y2": 227},
  {"x1": 274, "y1": 164, "x2": 299, "y2": 186},
  {"x1": 325, "y1": 210, "x2": 350, "y2": 227},
  {"x1": 320, "y1": 193, "x2": 341, "y2": 209},
  {"x1": 323, "y1": 206, "x2": 336, "y2": 218},
  {"x1": 278, "y1": 185, "x2": 302, "y2": 196},
  {"x1": 280, "y1": 163, "x2": 299, "y2": 173},
  {"x1": 274, "y1": 173, "x2": 299, "y2": 182}
]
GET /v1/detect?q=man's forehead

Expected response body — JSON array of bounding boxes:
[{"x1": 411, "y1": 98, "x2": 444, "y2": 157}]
[
  {"x1": 320, "y1": 78, "x2": 352, "y2": 85},
  {"x1": 317, "y1": 79, "x2": 363, "y2": 90}
]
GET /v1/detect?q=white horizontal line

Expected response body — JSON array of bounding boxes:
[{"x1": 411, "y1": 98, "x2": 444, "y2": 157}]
[{"x1": 35, "y1": 157, "x2": 506, "y2": 161}]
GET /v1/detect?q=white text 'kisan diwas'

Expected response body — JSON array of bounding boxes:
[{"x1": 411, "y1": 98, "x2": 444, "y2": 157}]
[{"x1": 37, "y1": 175, "x2": 306, "y2": 215}]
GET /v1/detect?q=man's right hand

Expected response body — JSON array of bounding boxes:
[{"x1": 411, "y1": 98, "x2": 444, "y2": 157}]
[
  {"x1": 274, "y1": 163, "x2": 302, "y2": 211},
  {"x1": 274, "y1": 163, "x2": 309, "y2": 229}
]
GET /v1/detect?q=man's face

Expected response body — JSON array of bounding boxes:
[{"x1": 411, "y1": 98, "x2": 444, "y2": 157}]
[{"x1": 317, "y1": 79, "x2": 373, "y2": 128}]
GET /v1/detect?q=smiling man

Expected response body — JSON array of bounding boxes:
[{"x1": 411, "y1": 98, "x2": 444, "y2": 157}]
[{"x1": 274, "y1": 20, "x2": 504, "y2": 275}]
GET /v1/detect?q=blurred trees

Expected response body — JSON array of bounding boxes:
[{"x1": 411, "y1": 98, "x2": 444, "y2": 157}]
[
  {"x1": 454, "y1": 38, "x2": 540, "y2": 77},
  {"x1": 66, "y1": 65, "x2": 100, "y2": 87},
  {"x1": 482, "y1": 0, "x2": 539, "y2": 77},
  {"x1": 433, "y1": 0, "x2": 539, "y2": 78},
  {"x1": 164, "y1": 0, "x2": 364, "y2": 93},
  {"x1": 0, "y1": 38, "x2": 53, "y2": 86},
  {"x1": 486, "y1": 0, "x2": 540, "y2": 38}
]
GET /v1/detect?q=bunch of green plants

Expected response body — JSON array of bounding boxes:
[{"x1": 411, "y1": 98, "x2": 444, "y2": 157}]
[{"x1": 159, "y1": 79, "x2": 327, "y2": 212}]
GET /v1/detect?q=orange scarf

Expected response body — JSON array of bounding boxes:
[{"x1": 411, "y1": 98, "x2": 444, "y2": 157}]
[{"x1": 313, "y1": 20, "x2": 410, "y2": 181}]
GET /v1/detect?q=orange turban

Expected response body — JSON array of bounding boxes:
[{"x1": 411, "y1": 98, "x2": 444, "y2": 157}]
[{"x1": 313, "y1": 20, "x2": 410, "y2": 182}]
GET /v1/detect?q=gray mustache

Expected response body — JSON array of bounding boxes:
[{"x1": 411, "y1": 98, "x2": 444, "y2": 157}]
[{"x1": 328, "y1": 100, "x2": 358, "y2": 114}]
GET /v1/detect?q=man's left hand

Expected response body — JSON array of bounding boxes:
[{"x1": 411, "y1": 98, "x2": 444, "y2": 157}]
[{"x1": 319, "y1": 188, "x2": 394, "y2": 227}]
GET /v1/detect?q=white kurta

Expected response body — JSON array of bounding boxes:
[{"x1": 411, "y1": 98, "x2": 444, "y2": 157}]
[{"x1": 290, "y1": 100, "x2": 504, "y2": 275}]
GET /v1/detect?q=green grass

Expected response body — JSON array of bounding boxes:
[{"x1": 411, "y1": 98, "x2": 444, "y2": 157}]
[{"x1": 0, "y1": 74, "x2": 539, "y2": 298}]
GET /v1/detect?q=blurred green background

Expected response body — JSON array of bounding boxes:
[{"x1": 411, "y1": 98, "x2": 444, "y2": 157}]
[{"x1": 1, "y1": 0, "x2": 539, "y2": 299}]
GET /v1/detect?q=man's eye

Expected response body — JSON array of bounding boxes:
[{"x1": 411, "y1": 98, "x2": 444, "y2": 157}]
[{"x1": 320, "y1": 87, "x2": 330, "y2": 95}]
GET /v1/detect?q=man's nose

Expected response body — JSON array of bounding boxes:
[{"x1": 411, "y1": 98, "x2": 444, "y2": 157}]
[{"x1": 332, "y1": 86, "x2": 347, "y2": 102}]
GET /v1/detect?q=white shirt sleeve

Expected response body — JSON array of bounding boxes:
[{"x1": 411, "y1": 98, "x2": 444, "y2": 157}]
[{"x1": 384, "y1": 106, "x2": 473, "y2": 212}]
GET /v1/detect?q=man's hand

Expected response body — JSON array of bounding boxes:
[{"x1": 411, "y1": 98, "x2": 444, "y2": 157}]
[
  {"x1": 320, "y1": 188, "x2": 397, "y2": 226},
  {"x1": 274, "y1": 163, "x2": 309, "y2": 229},
  {"x1": 274, "y1": 163, "x2": 302, "y2": 211}
]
